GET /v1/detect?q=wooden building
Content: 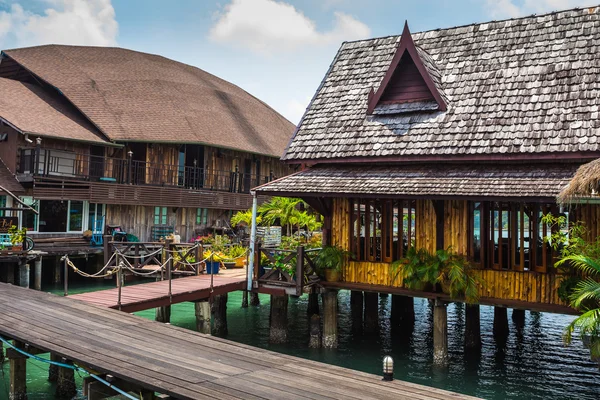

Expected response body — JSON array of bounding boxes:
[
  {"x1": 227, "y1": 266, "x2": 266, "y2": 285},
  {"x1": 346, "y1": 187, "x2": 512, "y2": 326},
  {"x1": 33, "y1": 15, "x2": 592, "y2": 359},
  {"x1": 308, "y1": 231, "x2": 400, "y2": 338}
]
[
  {"x1": 256, "y1": 8, "x2": 600, "y2": 314},
  {"x1": 0, "y1": 45, "x2": 295, "y2": 245}
]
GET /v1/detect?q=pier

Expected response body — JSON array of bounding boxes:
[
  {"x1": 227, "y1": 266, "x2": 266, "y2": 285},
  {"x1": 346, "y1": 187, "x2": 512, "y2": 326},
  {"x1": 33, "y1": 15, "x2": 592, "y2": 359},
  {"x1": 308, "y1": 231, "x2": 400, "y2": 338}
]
[{"x1": 0, "y1": 282, "x2": 477, "y2": 399}]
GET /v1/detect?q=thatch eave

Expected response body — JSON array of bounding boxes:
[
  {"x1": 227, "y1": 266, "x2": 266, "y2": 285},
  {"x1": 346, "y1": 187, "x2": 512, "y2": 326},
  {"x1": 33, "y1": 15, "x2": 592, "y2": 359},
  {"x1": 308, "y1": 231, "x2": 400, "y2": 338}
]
[{"x1": 557, "y1": 159, "x2": 600, "y2": 204}]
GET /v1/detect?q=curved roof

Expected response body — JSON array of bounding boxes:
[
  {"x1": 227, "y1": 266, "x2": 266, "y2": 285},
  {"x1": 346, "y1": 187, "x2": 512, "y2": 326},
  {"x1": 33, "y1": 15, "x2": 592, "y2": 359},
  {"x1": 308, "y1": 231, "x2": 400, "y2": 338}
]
[
  {"x1": 3, "y1": 45, "x2": 294, "y2": 157},
  {"x1": 0, "y1": 77, "x2": 105, "y2": 143}
]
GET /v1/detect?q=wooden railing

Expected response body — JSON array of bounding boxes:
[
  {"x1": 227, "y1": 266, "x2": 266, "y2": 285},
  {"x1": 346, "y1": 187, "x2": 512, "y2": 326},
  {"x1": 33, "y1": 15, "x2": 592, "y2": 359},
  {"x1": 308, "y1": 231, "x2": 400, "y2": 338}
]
[{"x1": 254, "y1": 244, "x2": 320, "y2": 296}]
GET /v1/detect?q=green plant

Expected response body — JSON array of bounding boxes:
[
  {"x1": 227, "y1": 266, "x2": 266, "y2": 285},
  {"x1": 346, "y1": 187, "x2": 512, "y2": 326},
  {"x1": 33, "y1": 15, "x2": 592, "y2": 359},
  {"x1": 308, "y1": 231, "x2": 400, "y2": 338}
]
[
  {"x1": 231, "y1": 210, "x2": 262, "y2": 227},
  {"x1": 272, "y1": 253, "x2": 295, "y2": 276},
  {"x1": 314, "y1": 245, "x2": 352, "y2": 275},
  {"x1": 557, "y1": 275, "x2": 582, "y2": 303},
  {"x1": 7, "y1": 225, "x2": 27, "y2": 247},
  {"x1": 438, "y1": 250, "x2": 481, "y2": 303},
  {"x1": 391, "y1": 247, "x2": 432, "y2": 290},
  {"x1": 226, "y1": 245, "x2": 247, "y2": 258}
]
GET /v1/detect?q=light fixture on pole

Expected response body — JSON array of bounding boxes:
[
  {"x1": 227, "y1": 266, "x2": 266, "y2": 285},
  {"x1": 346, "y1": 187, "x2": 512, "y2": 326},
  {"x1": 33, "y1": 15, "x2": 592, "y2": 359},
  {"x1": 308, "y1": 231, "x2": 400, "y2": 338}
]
[{"x1": 382, "y1": 356, "x2": 394, "y2": 381}]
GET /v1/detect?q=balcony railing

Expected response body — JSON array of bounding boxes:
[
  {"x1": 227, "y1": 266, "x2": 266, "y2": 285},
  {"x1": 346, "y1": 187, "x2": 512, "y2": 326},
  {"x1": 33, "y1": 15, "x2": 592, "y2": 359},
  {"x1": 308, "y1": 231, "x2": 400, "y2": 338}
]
[{"x1": 18, "y1": 149, "x2": 272, "y2": 194}]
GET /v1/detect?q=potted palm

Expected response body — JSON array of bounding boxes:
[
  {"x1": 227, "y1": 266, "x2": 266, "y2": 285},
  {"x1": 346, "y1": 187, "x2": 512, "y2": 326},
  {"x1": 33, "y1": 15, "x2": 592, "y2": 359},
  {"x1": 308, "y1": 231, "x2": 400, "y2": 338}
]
[{"x1": 315, "y1": 245, "x2": 352, "y2": 282}]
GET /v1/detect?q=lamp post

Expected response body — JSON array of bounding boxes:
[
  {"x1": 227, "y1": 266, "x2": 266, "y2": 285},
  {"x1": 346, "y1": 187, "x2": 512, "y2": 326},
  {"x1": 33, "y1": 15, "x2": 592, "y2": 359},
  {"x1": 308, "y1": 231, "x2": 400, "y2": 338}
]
[
  {"x1": 382, "y1": 356, "x2": 394, "y2": 381},
  {"x1": 127, "y1": 150, "x2": 133, "y2": 184}
]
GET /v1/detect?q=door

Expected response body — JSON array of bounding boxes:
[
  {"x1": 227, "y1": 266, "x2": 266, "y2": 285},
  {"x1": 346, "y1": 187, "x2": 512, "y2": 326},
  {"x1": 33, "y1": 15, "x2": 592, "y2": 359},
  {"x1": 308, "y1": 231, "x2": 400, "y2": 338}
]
[
  {"x1": 89, "y1": 145, "x2": 104, "y2": 180},
  {"x1": 242, "y1": 159, "x2": 252, "y2": 193},
  {"x1": 128, "y1": 143, "x2": 147, "y2": 184}
]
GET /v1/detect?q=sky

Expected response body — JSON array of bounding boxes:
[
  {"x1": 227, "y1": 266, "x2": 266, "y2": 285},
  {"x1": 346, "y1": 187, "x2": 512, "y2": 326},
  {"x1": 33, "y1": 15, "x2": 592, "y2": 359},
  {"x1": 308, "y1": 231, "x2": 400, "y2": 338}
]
[{"x1": 0, "y1": 0, "x2": 595, "y2": 124}]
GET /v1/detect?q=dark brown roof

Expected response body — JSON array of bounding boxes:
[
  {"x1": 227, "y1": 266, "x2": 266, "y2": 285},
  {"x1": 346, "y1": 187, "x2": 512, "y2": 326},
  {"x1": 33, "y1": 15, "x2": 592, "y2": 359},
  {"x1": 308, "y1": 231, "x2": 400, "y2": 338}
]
[
  {"x1": 3, "y1": 45, "x2": 295, "y2": 157},
  {"x1": 0, "y1": 158, "x2": 24, "y2": 194},
  {"x1": 255, "y1": 163, "x2": 579, "y2": 199},
  {"x1": 283, "y1": 6, "x2": 600, "y2": 162},
  {"x1": 0, "y1": 78, "x2": 106, "y2": 143}
]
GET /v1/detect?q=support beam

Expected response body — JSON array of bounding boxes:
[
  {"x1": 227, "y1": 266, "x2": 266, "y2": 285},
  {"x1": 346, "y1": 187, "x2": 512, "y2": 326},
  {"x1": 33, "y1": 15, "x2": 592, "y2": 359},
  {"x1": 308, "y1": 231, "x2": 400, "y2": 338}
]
[
  {"x1": 493, "y1": 307, "x2": 509, "y2": 340},
  {"x1": 309, "y1": 314, "x2": 321, "y2": 348},
  {"x1": 34, "y1": 258, "x2": 42, "y2": 291},
  {"x1": 56, "y1": 358, "x2": 77, "y2": 399},
  {"x1": 269, "y1": 294, "x2": 288, "y2": 344},
  {"x1": 48, "y1": 353, "x2": 60, "y2": 382},
  {"x1": 9, "y1": 341, "x2": 26, "y2": 400},
  {"x1": 250, "y1": 292, "x2": 260, "y2": 306},
  {"x1": 18, "y1": 260, "x2": 29, "y2": 288},
  {"x1": 391, "y1": 295, "x2": 415, "y2": 327},
  {"x1": 211, "y1": 294, "x2": 228, "y2": 336},
  {"x1": 195, "y1": 300, "x2": 211, "y2": 334},
  {"x1": 433, "y1": 300, "x2": 448, "y2": 366},
  {"x1": 53, "y1": 256, "x2": 61, "y2": 284},
  {"x1": 465, "y1": 304, "x2": 481, "y2": 349},
  {"x1": 322, "y1": 291, "x2": 338, "y2": 348},
  {"x1": 241, "y1": 290, "x2": 249, "y2": 308},
  {"x1": 6, "y1": 262, "x2": 15, "y2": 284},
  {"x1": 350, "y1": 290, "x2": 363, "y2": 332},
  {"x1": 512, "y1": 308, "x2": 525, "y2": 328},
  {"x1": 363, "y1": 291, "x2": 379, "y2": 334}
]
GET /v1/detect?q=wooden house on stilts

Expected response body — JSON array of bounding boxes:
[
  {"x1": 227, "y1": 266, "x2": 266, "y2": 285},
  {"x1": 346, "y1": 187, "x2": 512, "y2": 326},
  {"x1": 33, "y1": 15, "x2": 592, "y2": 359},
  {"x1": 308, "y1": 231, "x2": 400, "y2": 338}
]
[{"x1": 254, "y1": 7, "x2": 600, "y2": 360}]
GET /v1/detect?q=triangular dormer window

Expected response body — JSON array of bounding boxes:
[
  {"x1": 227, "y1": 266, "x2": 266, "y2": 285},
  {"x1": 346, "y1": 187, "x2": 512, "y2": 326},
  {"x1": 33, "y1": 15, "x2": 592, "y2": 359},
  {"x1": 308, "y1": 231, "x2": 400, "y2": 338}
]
[{"x1": 367, "y1": 22, "x2": 447, "y2": 115}]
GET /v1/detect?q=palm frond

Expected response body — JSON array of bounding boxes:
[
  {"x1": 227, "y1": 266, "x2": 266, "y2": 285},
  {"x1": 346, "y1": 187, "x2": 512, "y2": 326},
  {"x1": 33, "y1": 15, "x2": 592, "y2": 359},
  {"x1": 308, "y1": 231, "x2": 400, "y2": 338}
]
[
  {"x1": 555, "y1": 254, "x2": 600, "y2": 276},
  {"x1": 570, "y1": 278, "x2": 600, "y2": 310}
]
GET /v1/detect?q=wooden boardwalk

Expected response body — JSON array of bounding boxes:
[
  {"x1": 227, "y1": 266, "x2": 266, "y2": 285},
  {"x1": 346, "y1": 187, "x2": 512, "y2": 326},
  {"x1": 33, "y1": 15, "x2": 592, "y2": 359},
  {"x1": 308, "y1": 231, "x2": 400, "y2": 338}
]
[
  {"x1": 0, "y1": 283, "x2": 478, "y2": 400},
  {"x1": 69, "y1": 274, "x2": 247, "y2": 312}
]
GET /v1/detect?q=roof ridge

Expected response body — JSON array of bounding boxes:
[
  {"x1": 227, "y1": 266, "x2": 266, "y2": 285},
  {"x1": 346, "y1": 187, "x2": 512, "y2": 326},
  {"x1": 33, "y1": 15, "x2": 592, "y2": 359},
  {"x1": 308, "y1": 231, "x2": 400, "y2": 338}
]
[{"x1": 341, "y1": 4, "x2": 600, "y2": 45}]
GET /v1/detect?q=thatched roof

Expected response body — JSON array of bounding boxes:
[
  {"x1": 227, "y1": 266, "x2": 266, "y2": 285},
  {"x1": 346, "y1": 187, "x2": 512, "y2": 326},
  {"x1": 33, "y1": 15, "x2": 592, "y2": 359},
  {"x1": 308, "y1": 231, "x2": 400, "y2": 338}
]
[{"x1": 557, "y1": 159, "x2": 600, "y2": 204}]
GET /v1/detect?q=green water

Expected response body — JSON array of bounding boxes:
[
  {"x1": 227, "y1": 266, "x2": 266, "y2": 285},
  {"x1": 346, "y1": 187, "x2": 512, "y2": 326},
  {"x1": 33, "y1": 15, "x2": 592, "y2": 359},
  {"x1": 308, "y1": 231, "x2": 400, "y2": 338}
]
[{"x1": 2, "y1": 281, "x2": 600, "y2": 399}]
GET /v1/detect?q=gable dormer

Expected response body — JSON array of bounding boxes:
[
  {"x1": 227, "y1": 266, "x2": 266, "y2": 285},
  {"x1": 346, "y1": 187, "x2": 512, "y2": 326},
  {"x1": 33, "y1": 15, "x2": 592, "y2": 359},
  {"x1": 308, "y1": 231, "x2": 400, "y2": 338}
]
[{"x1": 367, "y1": 22, "x2": 446, "y2": 115}]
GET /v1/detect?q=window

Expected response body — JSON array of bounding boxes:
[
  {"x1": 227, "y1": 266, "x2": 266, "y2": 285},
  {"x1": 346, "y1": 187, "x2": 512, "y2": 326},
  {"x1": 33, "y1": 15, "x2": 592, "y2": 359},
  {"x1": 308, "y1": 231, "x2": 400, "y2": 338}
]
[
  {"x1": 196, "y1": 208, "x2": 208, "y2": 225},
  {"x1": 350, "y1": 199, "x2": 416, "y2": 262},
  {"x1": 21, "y1": 197, "x2": 38, "y2": 231},
  {"x1": 469, "y1": 201, "x2": 555, "y2": 271},
  {"x1": 154, "y1": 206, "x2": 168, "y2": 225},
  {"x1": 68, "y1": 201, "x2": 84, "y2": 231},
  {"x1": 87, "y1": 203, "x2": 106, "y2": 233},
  {"x1": 0, "y1": 195, "x2": 6, "y2": 217}
]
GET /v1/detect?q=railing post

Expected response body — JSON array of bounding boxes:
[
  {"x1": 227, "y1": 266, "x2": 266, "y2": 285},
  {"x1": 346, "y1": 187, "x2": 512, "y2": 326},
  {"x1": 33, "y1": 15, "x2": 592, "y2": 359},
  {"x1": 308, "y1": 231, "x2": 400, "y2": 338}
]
[
  {"x1": 134, "y1": 243, "x2": 140, "y2": 269},
  {"x1": 117, "y1": 264, "x2": 122, "y2": 311},
  {"x1": 127, "y1": 150, "x2": 133, "y2": 184},
  {"x1": 165, "y1": 239, "x2": 173, "y2": 302},
  {"x1": 255, "y1": 242, "x2": 261, "y2": 281},
  {"x1": 195, "y1": 243, "x2": 201, "y2": 276},
  {"x1": 296, "y1": 246, "x2": 304, "y2": 296},
  {"x1": 63, "y1": 256, "x2": 68, "y2": 297}
]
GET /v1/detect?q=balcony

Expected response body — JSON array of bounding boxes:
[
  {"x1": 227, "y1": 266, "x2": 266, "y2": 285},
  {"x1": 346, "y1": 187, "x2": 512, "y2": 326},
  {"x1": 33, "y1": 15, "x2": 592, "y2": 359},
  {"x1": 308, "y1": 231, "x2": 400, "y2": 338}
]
[{"x1": 18, "y1": 148, "x2": 272, "y2": 194}]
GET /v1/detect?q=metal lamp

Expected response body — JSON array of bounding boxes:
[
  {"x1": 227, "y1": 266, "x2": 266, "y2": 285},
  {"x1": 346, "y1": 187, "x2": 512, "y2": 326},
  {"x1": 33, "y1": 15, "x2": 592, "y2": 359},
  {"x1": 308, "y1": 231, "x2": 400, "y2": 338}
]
[{"x1": 382, "y1": 356, "x2": 394, "y2": 381}]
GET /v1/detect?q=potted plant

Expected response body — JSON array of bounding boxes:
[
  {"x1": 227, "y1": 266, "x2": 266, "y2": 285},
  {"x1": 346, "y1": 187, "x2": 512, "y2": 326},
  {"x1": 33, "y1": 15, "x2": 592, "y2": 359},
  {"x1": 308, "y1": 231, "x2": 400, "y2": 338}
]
[
  {"x1": 203, "y1": 250, "x2": 224, "y2": 274},
  {"x1": 315, "y1": 245, "x2": 353, "y2": 282},
  {"x1": 8, "y1": 225, "x2": 27, "y2": 251},
  {"x1": 391, "y1": 247, "x2": 433, "y2": 290},
  {"x1": 227, "y1": 245, "x2": 247, "y2": 268},
  {"x1": 437, "y1": 249, "x2": 481, "y2": 303}
]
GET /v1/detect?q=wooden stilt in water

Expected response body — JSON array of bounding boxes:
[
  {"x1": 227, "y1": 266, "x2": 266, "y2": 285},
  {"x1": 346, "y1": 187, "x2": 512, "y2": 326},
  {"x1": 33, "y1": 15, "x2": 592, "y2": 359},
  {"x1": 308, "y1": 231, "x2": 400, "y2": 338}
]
[
  {"x1": 34, "y1": 257, "x2": 42, "y2": 291},
  {"x1": 18, "y1": 260, "x2": 29, "y2": 288},
  {"x1": 309, "y1": 314, "x2": 321, "y2": 348},
  {"x1": 322, "y1": 291, "x2": 338, "y2": 348},
  {"x1": 53, "y1": 256, "x2": 61, "y2": 284},
  {"x1": 307, "y1": 291, "x2": 319, "y2": 316},
  {"x1": 363, "y1": 292, "x2": 379, "y2": 334},
  {"x1": 391, "y1": 295, "x2": 415, "y2": 327},
  {"x1": 194, "y1": 300, "x2": 211, "y2": 334},
  {"x1": 48, "y1": 353, "x2": 59, "y2": 382},
  {"x1": 241, "y1": 290, "x2": 249, "y2": 308},
  {"x1": 56, "y1": 358, "x2": 77, "y2": 399},
  {"x1": 269, "y1": 294, "x2": 289, "y2": 343},
  {"x1": 493, "y1": 307, "x2": 509, "y2": 339},
  {"x1": 512, "y1": 308, "x2": 525, "y2": 328},
  {"x1": 9, "y1": 341, "x2": 27, "y2": 400},
  {"x1": 433, "y1": 300, "x2": 448, "y2": 366},
  {"x1": 155, "y1": 305, "x2": 171, "y2": 323},
  {"x1": 211, "y1": 294, "x2": 228, "y2": 336},
  {"x1": 350, "y1": 290, "x2": 363, "y2": 329},
  {"x1": 465, "y1": 304, "x2": 481, "y2": 349},
  {"x1": 249, "y1": 292, "x2": 260, "y2": 306},
  {"x1": 6, "y1": 262, "x2": 15, "y2": 284}
]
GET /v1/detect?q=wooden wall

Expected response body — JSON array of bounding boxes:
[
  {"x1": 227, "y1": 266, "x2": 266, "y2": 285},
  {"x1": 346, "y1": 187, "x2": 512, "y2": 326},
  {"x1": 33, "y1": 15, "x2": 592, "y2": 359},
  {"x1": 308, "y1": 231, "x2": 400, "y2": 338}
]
[
  {"x1": 330, "y1": 197, "x2": 569, "y2": 310},
  {"x1": 0, "y1": 124, "x2": 22, "y2": 172}
]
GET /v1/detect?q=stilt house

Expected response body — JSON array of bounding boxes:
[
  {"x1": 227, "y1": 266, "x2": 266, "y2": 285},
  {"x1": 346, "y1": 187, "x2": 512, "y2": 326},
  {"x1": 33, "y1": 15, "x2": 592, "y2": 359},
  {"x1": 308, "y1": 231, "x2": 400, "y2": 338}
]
[{"x1": 255, "y1": 7, "x2": 600, "y2": 313}]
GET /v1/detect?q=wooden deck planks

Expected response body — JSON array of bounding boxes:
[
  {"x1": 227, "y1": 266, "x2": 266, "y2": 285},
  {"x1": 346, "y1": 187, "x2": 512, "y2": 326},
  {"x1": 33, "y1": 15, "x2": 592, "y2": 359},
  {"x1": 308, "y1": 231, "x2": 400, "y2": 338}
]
[
  {"x1": 68, "y1": 274, "x2": 247, "y2": 312},
  {"x1": 0, "y1": 283, "x2": 479, "y2": 400}
]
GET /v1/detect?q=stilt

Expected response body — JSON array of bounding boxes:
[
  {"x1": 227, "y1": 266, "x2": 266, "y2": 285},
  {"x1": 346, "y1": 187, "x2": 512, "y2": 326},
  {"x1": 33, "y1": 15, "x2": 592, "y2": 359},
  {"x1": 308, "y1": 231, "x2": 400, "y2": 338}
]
[
  {"x1": 211, "y1": 294, "x2": 228, "y2": 336},
  {"x1": 309, "y1": 314, "x2": 321, "y2": 348},
  {"x1": 6, "y1": 262, "x2": 14, "y2": 284},
  {"x1": 307, "y1": 291, "x2": 319, "y2": 316},
  {"x1": 250, "y1": 292, "x2": 260, "y2": 306},
  {"x1": 379, "y1": 293, "x2": 389, "y2": 298},
  {"x1": 350, "y1": 290, "x2": 363, "y2": 332},
  {"x1": 194, "y1": 300, "x2": 211, "y2": 334},
  {"x1": 9, "y1": 341, "x2": 27, "y2": 400},
  {"x1": 322, "y1": 291, "x2": 338, "y2": 348},
  {"x1": 34, "y1": 257, "x2": 42, "y2": 291},
  {"x1": 155, "y1": 305, "x2": 171, "y2": 323},
  {"x1": 391, "y1": 295, "x2": 415, "y2": 327},
  {"x1": 493, "y1": 307, "x2": 509, "y2": 338},
  {"x1": 53, "y1": 256, "x2": 61, "y2": 284},
  {"x1": 433, "y1": 300, "x2": 448, "y2": 366},
  {"x1": 512, "y1": 309, "x2": 525, "y2": 328},
  {"x1": 48, "y1": 353, "x2": 59, "y2": 382},
  {"x1": 18, "y1": 260, "x2": 29, "y2": 288},
  {"x1": 363, "y1": 292, "x2": 379, "y2": 334},
  {"x1": 56, "y1": 359, "x2": 77, "y2": 399},
  {"x1": 269, "y1": 295, "x2": 288, "y2": 343},
  {"x1": 465, "y1": 304, "x2": 481, "y2": 349},
  {"x1": 0, "y1": 341, "x2": 3, "y2": 364},
  {"x1": 241, "y1": 290, "x2": 249, "y2": 308}
]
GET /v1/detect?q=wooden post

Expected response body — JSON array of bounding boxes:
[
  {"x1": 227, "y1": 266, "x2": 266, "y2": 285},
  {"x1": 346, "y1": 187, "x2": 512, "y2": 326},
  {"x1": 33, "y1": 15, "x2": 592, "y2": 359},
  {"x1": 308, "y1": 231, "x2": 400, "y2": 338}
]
[
  {"x1": 512, "y1": 308, "x2": 525, "y2": 328},
  {"x1": 241, "y1": 290, "x2": 249, "y2": 308},
  {"x1": 295, "y1": 246, "x2": 304, "y2": 296},
  {"x1": 56, "y1": 358, "x2": 77, "y2": 399},
  {"x1": 433, "y1": 300, "x2": 448, "y2": 366},
  {"x1": 269, "y1": 295, "x2": 288, "y2": 343},
  {"x1": 34, "y1": 257, "x2": 42, "y2": 290},
  {"x1": 493, "y1": 307, "x2": 509, "y2": 342},
  {"x1": 250, "y1": 292, "x2": 260, "y2": 306},
  {"x1": 465, "y1": 304, "x2": 481, "y2": 349},
  {"x1": 18, "y1": 260, "x2": 29, "y2": 288},
  {"x1": 53, "y1": 256, "x2": 61, "y2": 284},
  {"x1": 211, "y1": 294, "x2": 228, "y2": 336},
  {"x1": 155, "y1": 275, "x2": 171, "y2": 323},
  {"x1": 363, "y1": 291, "x2": 379, "y2": 334},
  {"x1": 48, "y1": 353, "x2": 59, "y2": 382},
  {"x1": 350, "y1": 290, "x2": 363, "y2": 331},
  {"x1": 194, "y1": 300, "x2": 211, "y2": 334},
  {"x1": 391, "y1": 295, "x2": 414, "y2": 327},
  {"x1": 307, "y1": 291, "x2": 319, "y2": 316},
  {"x1": 309, "y1": 314, "x2": 321, "y2": 348},
  {"x1": 9, "y1": 340, "x2": 27, "y2": 400},
  {"x1": 63, "y1": 256, "x2": 69, "y2": 296},
  {"x1": 322, "y1": 291, "x2": 338, "y2": 348},
  {"x1": 103, "y1": 235, "x2": 112, "y2": 269},
  {"x1": 6, "y1": 262, "x2": 15, "y2": 284}
]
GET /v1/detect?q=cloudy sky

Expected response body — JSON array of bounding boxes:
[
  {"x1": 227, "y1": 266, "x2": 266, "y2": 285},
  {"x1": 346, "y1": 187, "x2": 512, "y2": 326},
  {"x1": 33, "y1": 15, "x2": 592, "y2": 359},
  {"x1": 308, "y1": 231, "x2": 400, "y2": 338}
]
[{"x1": 0, "y1": 0, "x2": 593, "y2": 124}]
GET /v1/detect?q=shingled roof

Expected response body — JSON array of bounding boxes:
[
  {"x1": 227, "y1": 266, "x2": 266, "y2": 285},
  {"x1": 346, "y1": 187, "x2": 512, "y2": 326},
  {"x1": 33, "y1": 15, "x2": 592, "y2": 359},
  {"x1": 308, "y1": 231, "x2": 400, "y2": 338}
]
[
  {"x1": 2, "y1": 45, "x2": 295, "y2": 157},
  {"x1": 0, "y1": 158, "x2": 24, "y2": 195},
  {"x1": 256, "y1": 163, "x2": 579, "y2": 200},
  {"x1": 283, "y1": 6, "x2": 600, "y2": 162},
  {"x1": 0, "y1": 78, "x2": 106, "y2": 144}
]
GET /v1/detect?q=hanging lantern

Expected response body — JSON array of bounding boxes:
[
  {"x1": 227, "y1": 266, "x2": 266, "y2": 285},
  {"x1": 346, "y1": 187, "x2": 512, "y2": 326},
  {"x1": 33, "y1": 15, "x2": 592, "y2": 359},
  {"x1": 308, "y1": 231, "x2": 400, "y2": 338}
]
[{"x1": 382, "y1": 355, "x2": 394, "y2": 381}]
